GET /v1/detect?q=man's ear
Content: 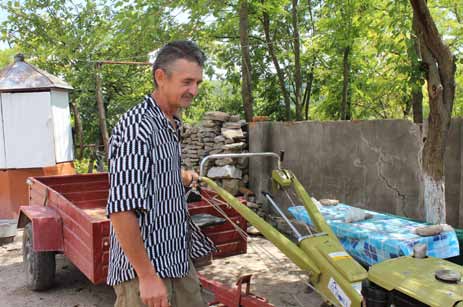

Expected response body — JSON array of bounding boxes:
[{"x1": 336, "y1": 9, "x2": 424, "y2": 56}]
[{"x1": 154, "y1": 68, "x2": 165, "y2": 87}]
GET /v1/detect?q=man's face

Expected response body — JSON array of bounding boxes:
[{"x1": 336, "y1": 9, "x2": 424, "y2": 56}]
[{"x1": 155, "y1": 58, "x2": 203, "y2": 109}]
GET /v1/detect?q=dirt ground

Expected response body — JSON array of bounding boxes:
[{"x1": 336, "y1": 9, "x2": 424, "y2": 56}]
[{"x1": 0, "y1": 230, "x2": 323, "y2": 307}]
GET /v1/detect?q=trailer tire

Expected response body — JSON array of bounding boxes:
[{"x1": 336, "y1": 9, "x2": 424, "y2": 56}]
[{"x1": 22, "y1": 222, "x2": 56, "y2": 291}]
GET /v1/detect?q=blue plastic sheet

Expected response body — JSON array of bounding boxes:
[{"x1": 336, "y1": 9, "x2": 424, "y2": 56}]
[{"x1": 288, "y1": 203, "x2": 460, "y2": 266}]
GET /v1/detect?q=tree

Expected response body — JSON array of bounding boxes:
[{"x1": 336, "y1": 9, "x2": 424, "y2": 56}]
[
  {"x1": 410, "y1": 0, "x2": 456, "y2": 224},
  {"x1": 239, "y1": 0, "x2": 254, "y2": 122},
  {"x1": 261, "y1": 1, "x2": 292, "y2": 120}
]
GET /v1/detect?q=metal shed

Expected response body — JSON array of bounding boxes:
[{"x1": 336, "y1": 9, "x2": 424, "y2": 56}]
[{"x1": 0, "y1": 54, "x2": 75, "y2": 229}]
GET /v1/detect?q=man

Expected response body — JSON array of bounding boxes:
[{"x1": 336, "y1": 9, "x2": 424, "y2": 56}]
[{"x1": 106, "y1": 40, "x2": 215, "y2": 307}]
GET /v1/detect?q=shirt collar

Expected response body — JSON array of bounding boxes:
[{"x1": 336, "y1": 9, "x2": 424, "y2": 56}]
[{"x1": 146, "y1": 95, "x2": 182, "y2": 132}]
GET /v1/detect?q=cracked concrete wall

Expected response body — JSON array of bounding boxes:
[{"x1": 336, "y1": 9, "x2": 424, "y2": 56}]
[{"x1": 249, "y1": 119, "x2": 463, "y2": 227}]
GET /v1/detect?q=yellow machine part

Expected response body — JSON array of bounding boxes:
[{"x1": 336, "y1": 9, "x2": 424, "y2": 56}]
[{"x1": 369, "y1": 256, "x2": 463, "y2": 307}]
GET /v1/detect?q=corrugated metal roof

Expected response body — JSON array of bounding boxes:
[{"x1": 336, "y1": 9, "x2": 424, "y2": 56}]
[{"x1": 0, "y1": 54, "x2": 73, "y2": 92}]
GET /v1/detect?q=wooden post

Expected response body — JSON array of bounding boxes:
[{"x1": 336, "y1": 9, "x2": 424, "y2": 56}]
[
  {"x1": 70, "y1": 100, "x2": 84, "y2": 159},
  {"x1": 95, "y1": 62, "x2": 109, "y2": 159}
]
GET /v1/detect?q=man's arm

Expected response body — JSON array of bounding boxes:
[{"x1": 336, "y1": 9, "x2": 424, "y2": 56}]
[{"x1": 110, "y1": 211, "x2": 169, "y2": 307}]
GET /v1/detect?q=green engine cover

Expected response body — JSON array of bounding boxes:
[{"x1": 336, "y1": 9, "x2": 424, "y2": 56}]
[{"x1": 368, "y1": 256, "x2": 463, "y2": 307}]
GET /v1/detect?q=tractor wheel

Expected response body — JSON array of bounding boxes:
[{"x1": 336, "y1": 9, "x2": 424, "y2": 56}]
[{"x1": 22, "y1": 222, "x2": 56, "y2": 291}]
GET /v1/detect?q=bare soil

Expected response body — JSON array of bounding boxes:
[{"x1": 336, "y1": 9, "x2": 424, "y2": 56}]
[{"x1": 0, "y1": 230, "x2": 323, "y2": 307}]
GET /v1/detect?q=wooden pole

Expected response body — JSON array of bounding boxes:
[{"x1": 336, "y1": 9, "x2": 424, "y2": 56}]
[
  {"x1": 95, "y1": 62, "x2": 109, "y2": 158},
  {"x1": 97, "y1": 60, "x2": 151, "y2": 65},
  {"x1": 70, "y1": 100, "x2": 84, "y2": 159}
]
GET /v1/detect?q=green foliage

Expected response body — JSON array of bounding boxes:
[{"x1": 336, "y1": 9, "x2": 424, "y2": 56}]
[
  {"x1": 0, "y1": 0, "x2": 461, "y2": 158},
  {"x1": 0, "y1": 47, "x2": 19, "y2": 67}
]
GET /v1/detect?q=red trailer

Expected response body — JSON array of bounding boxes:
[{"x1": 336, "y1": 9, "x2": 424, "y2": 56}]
[{"x1": 18, "y1": 173, "x2": 274, "y2": 307}]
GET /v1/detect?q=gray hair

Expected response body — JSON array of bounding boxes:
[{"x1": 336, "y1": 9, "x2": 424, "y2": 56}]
[{"x1": 152, "y1": 40, "x2": 206, "y2": 87}]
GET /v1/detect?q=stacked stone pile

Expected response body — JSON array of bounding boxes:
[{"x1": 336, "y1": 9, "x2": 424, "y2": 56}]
[{"x1": 181, "y1": 111, "x2": 248, "y2": 195}]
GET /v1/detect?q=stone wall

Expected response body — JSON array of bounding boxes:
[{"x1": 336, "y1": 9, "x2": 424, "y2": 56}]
[{"x1": 181, "y1": 111, "x2": 249, "y2": 195}]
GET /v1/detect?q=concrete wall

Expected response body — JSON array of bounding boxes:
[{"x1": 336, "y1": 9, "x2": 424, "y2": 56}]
[{"x1": 249, "y1": 119, "x2": 463, "y2": 227}]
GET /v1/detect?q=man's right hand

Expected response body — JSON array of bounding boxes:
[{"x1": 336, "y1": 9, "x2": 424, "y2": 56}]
[{"x1": 139, "y1": 274, "x2": 169, "y2": 307}]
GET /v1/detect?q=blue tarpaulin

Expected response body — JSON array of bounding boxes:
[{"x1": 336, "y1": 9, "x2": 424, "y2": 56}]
[{"x1": 288, "y1": 203, "x2": 460, "y2": 266}]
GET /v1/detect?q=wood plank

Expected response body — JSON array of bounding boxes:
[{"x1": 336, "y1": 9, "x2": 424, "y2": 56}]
[
  {"x1": 213, "y1": 241, "x2": 246, "y2": 258},
  {"x1": 62, "y1": 190, "x2": 109, "y2": 202},
  {"x1": 36, "y1": 173, "x2": 107, "y2": 185},
  {"x1": 73, "y1": 199, "x2": 108, "y2": 209},
  {"x1": 49, "y1": 181, "x2": 108, "y2": 193},
  {"x1": 201, "y1": 216, "x2": 246, "y2": 235},
  {"x1": 206, "y1": 230, "x2": 244, "y2": 245}
]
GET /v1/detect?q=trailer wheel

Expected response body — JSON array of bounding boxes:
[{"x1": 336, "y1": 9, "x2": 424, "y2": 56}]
[{"x1": 22, "y1": 222, "x2": 56, "y2": 291}]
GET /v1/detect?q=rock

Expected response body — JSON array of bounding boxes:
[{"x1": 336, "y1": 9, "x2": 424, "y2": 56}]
[
  {"x1": 222, "y1": 128, "x2": 244, "y2": 139},
  {"x1": 223, "y1": 142, "x2": 245, "y2": 151},
  {"x1": 203, "y1": 111, "x2": 230, "y2": 122},
  {"x1": 201, "y1": 120, "x2": 218, "y2": 128},
  {"x1": 200, "y1": 132, "x2": 217, "y2": 138},
  {"x1": 214, "y1": 135, "x2": 225, "y2": 143},
  {"x1": 208, "y1": 149, "x2": 223, "y2": 155},
  {"x1": 319, "y1": 199, "x2": 339, "y2": 206},
  {"x1": 246, "y1": 201, "x2": 260, "y2": 209},
  {"x1": 221, "y1": 179, "x2": 241, "y2": 195},
  {"x1": 215, "y1": 158, "x2": 234, "y2": 166},
  {"x1": 207, "y1": 165, "x2": 242, "y2": 179},
  {"x1": 222, "y1": 122, "x2": 242, "y2": 129},
  {"x1": 247, "y1": 226, "x2": 261, "y2": 235},
  {"x1": 229, "y1": 115, "x2": 240, "y2": 122},
  {"x1": 414, "y1": 224, "x2": 453, "y2": 236}
]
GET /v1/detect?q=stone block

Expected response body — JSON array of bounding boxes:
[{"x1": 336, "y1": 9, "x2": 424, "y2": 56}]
[
  {"x1": 207, "y1": 165, "x2": 242, "y2": 179},
  {"x1": 204, "y1": 111, "x2": 230, "y2": 122},
  {"x1": 222, "y1": 128, "x2": 244, "y2": 139}
]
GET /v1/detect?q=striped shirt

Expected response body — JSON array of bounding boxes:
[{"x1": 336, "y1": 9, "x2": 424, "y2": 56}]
[{"x1": 106, "y1": 95, "x2": 215, "y2": 286}]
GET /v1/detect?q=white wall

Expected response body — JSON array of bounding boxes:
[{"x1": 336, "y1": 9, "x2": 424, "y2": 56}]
[
  {"x1": 1, "y1": 92, "x2": 56, "y2": 168},
  {"x1": 50, "y1": 90, "x2": 74, "y2": 163},
  {"x1": 0, "y1": 95, "x2": 5, "y2": 168}
]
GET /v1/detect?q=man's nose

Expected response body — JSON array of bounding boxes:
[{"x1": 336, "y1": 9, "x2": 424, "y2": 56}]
[{"x1": 189, "y1": 84, "x2": 199, "y2": 97}]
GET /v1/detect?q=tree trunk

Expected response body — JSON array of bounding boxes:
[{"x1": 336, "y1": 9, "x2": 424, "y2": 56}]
[
  {"x1": 262, "y1": 6, "x2": 292, "y2": 121},
  {"x1": 292, "y1": 0, "x2": 303, "y2": 120},
  {"x1": 239, "y1": 0, "x2": 254, "y2": 122},
  {"x1": 304, "y1": 0, "x2": 316, "y2": 121},
  {"x1": 95, "y1": 62, "x2": 109, "y2": 159},
  {"x1": 70, "y1": 100, "x2": 84, "y2": 159},
  {"x1": 304, "y1": 69, "x2": 314, "y2": 120},
  {"x1": 87, "y1": 149, "x2": 95, "y2": 173},
  {"x1": 340, "y1": 46, "x2": 351, "y2": 120},
  {"x1": 409, "y1": 11, "x2": 424, "y2": 124},
  {"x1": 410, "y1": 0, "x2": 456, "y2": 224},
  {"x1": 411, "y1": 87, "x2": 424, "y2": 124}
]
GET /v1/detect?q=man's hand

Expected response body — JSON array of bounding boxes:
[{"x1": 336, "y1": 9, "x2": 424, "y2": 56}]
[
  {"x1": 181, "y1": 169, "x2": 199, "y2": 187},
  {"x1": 139, "y1": 274, "x2": 169, "y2": 307},
  {"x1": 110, "y1": 211, "x2": 168, "y2": 306}
]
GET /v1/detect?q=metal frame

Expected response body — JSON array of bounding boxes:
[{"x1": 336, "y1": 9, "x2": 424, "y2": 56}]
[{"x1": 199, "y1": 152, "x2": 281, "y2": 177}]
